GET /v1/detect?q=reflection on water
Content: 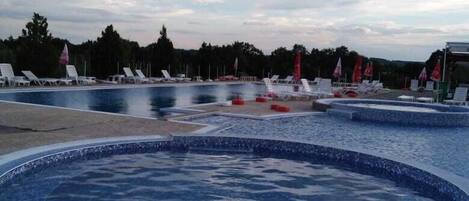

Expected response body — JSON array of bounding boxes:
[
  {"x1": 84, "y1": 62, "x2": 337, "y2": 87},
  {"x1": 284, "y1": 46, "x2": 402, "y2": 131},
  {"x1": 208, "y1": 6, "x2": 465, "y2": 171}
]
[{"x1": 0, "y1": 84, "x2": 264, "y2": 117}]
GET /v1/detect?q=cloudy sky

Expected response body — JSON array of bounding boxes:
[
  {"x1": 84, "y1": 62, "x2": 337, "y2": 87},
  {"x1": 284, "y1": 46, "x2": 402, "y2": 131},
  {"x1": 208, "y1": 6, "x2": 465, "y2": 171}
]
[{"x1": 1, "y1": 0, "x2": 468, "y2": 61}]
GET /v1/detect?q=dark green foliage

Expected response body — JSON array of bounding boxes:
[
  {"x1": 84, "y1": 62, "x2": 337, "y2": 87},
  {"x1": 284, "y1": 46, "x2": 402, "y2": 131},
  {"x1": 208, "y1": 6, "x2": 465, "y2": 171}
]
[{"x1": 1, "y1": 12, "x2": 459, "y2": 88}]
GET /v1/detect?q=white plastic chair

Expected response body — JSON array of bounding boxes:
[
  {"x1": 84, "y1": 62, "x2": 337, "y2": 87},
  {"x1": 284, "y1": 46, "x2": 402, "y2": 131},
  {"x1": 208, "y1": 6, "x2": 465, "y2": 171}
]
[
  {"x1": 161, "y1": 70, "x2": 183, "y2": 82},
  {"x1": 425, "y1": 81, "x2": 434, "y2": 91},
  {"x1": 66, "y1": 65, "x2": 95, "y2": 85},
  {"x1": 0, "y1": 63, "x2": 30, "y2": 87},
  {"x1": 22, "y1": 70, "x2": 58, "y2": 86},
  {"x1": 410, "y1": 79, "x2": 419, "y2": 91},
  {"x1": 444, "y1": 87, "x2": 468, "y2": 105},
  {"x1": 135, "y1": 69, "x2": 161, "y2": 83}
]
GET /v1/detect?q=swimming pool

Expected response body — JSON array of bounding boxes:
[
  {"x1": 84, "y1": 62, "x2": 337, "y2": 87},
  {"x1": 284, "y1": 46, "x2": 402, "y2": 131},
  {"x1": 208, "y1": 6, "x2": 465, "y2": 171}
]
[
  {"x1": 1, "y1": 136, "x2": 457, "y2": 201},
  {"x1": 190, "y1": 114, "x2": 469, "y2": 180},
  {"x1": 1, "y1": 151, "x2": 432, "y2": 201},
  {"x1": 0, "y1": 83, "x2": 264, "y2": 117},
  {"x1": 317, "y1": 99, "x2": 469, "y2": 127}
]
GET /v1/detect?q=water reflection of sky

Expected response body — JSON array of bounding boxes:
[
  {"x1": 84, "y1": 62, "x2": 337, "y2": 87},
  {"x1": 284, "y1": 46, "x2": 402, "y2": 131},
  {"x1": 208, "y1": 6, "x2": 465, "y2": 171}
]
[{"x1": 0, "y1": 84, "x2": 265, "y2": 118}]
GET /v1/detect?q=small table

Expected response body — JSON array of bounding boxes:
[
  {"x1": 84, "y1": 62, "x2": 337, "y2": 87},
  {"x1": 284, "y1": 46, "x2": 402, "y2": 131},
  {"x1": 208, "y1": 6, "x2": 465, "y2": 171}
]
[{"x1": 109, "y1": 74, "x2": 125, "y2": 84}]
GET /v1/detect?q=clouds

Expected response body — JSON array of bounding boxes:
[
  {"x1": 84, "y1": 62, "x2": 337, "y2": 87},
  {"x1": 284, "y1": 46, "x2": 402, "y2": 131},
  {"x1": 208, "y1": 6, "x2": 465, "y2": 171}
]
[{"x1": 0, "y1": 0, "x2": 468, "y2": 60}]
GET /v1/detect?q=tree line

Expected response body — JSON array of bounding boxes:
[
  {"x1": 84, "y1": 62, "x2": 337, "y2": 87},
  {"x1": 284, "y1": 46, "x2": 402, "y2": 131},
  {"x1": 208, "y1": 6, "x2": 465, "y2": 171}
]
[{"x1": 1, "y1": 13, "x2": 465, "y2": 88}]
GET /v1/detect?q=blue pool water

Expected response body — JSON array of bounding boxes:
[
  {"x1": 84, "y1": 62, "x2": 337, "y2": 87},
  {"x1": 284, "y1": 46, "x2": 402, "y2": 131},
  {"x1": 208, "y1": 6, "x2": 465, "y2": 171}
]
[
  {"x1": 0, "y1": 151, "x2": 432, "y2": 201},
  {"x1": 191, "y1": 114, "x2": 469, "y2": 179},
  {"x1": 0, "y1": 84, "x2": 264, "y2": 117}
]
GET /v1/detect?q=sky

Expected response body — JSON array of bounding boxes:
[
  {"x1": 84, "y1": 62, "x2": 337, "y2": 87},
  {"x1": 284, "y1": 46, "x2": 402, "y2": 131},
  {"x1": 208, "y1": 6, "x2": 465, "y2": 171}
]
[{"x1": 1, "y1": 0, "x2": 469, "y2": 61}]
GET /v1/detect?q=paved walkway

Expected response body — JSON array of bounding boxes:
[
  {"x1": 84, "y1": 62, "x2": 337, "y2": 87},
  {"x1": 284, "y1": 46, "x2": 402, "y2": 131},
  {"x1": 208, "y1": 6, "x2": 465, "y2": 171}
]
[{"x1": 0, "y1": 102, "x2": 201, "y2": 155}]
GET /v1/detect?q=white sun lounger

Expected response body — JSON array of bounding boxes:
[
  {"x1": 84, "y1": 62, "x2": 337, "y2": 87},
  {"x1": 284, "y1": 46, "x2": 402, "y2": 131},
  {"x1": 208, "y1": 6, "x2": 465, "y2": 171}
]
[
  {"x1": 66, "y1": 65, "x2": 96, "y2": 85},
  {"x1": 123, "y1": 67, "x2": 150, "y2": 83},
  {"x1": 444, "y1": 87, "x2": 468, "y2": 105},
  {"x1": 22, "y1": 70, "x2": 59, "y2": 86},
  {"x1": 425, "y1": 81, "x2": 434, "y2": 91},
  {"x1": 0, "y1": 63, "x2": 30, "y2": 87},
  {"x1": 416, "y1": 97, "x2": 434, "y2": 103},
  {"x1": 262, "y1": 78, "x2": 295, "y2": 100},
  {"x1": 135, "y1": 69, "x2": 162, "y2": 83},
  {"x1": 270, "y1": 75, "x2": 279, "y2": 83},
  {"x1": 161, "y1": 70, "x2": 184, "y2": 82},
  {"x1": 279, "y1": 75, "x2": 293, "y2": 84},
  {"x1": 397, "y1": 95, "x2": 415, "y2": 102},
  {"x1": 410, "y1": 79, "x2": 419, "y2": 91}
]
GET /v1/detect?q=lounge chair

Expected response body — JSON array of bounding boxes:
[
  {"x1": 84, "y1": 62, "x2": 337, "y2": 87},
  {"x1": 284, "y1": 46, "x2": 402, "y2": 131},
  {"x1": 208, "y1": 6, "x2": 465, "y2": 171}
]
[
  {"x1": 397, "y1": 95, "x2": 415, "y2": 102},
  {"x1": 372, "y1": 80, "x2": 383, "y2": 90},
  {"x1": 123, "y1": 67, "x2": 144, "y2": 83},
  {"x1": 317, "y1": 79, "x2": 334, "y2": 98},
  {"x1": 444, "y1": 87, "x2": 468, "y2": 105},
  {"x1": 66, "y1": 65, "x2": 96, "y2": 85},
  {"x1": 425, "y1": 81, "x2": 434, "y2": 91},
  {"x1": 410, "y1": 79, "x2": 419, "y2": 91},
  {"x1": 297, "y1": 79, "x2": 321, "y2": 98},
  {"x1": 0, "y1": 63, "x2": 30, "y2": 87},
  {"x1": 135, "y1": 69, "x2": 162, "y2": 83},
  {"x1": 22, "y1": 70, "x2": 59, "y2": 86},
  {"x1": 416, "y1": 97, "x2": 434, "y2": 103},
  {"x1": 270, "y1": 75, "x2": 279, "y2": 83},
  {"x1": 161, "y1": 70, "x2": 183, "y2": 82},
  {"x1": 262, "y1": 78, "x2": 294, "y2": 100},
  {"x1": 279, "y1": 75, "x2": 293, "y2": 84}
]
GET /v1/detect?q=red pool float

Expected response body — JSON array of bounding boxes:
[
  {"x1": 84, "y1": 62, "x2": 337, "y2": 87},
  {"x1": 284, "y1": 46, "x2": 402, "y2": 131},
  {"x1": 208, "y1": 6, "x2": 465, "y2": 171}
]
[
  {"x1": 270, "y1": 104, "x2": 279, "y2": 110},
  {"x1": 275, "y1": 105, "x2": 290, "y2": 112},
  {"x1": 232, "y1": 98, "x2": 245, "y2": 105},
  {"x1": 256, "y1": 97, "x2": 268, "y2": 103}
]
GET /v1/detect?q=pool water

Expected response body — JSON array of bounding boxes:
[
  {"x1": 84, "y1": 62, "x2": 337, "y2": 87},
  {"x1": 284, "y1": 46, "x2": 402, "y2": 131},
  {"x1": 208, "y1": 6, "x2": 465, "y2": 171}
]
[
  {"x1": 346, "y1": 103, "x2": 440, "y2": 113},
  {"x1": 0, "y1": 152, "x2": 432, "y2": 201},
  {"x1": 0, "y1": 84, "x2": 264, "y2": 117},
  {"x1": 191, "y1": 114, "x2": 469, "y2": 179}
]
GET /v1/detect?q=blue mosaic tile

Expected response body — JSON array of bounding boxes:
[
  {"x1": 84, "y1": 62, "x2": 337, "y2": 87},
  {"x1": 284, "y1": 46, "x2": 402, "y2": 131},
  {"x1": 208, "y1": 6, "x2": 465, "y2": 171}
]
[
  {"x1": 1, "y1": 136, "x2": 467, "y2": 201},
  {"x1": 328, "y1": 99, "x2": 469, "y2": 127}
]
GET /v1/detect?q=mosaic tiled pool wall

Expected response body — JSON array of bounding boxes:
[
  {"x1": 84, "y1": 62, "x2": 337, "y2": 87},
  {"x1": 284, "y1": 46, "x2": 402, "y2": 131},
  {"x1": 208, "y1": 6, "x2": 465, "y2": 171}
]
[
  {"x1": 0, "y1": 136, "x2": 467, "y2": 201},
  {"x1": 327, "y1": 99, "x2": 469, "y2": 127}
]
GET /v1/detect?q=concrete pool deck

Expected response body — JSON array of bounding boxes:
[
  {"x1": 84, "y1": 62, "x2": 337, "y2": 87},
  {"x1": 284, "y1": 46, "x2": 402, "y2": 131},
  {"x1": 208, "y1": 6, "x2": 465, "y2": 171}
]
[
  {"x1": 0, "y1": 87, "x2": 443, "y2": 155},
  {"x1": 0, "y1": 101, "x2": 201, "y2": 155}
]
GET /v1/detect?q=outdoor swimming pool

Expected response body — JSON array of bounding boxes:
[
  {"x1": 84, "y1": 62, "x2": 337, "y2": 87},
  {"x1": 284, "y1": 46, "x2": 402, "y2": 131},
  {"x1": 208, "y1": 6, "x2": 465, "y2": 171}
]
[
  {"x1": 190, "y1": 114, "x2": 469, "y2": 179},
  {"x1": 0, "y1": 83, "x2": 264, "y2": 117},
  {"x1": 0, "y1": 151, "x2": 432, "y2": 201}
]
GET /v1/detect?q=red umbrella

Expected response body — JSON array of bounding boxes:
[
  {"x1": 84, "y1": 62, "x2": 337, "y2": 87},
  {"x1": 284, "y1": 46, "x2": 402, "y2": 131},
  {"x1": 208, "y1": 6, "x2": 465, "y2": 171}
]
[
  {"x1": 333, "y1": 57, "x2": 342, "y2": 78},
  {"x1": 352, "y1": 56, "x2": 362, "y2": 83},
  {"x1": 293, "y1": 51, "x2": 301, "y2": 81},
  {"x1": 364, "y1": 61, "x2": 373, "y2": 78},
  {"x1": 59, "y1": 44, "x2": 69, "y2": 65},
  {"x1": 431, "y1": 59, "x2": 441, "y2": 81}
]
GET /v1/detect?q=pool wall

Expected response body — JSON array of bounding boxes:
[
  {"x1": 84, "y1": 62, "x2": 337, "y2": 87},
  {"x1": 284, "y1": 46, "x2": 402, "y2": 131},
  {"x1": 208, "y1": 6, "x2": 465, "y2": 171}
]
[
  {"x1": 0, "y1": 136, "x2": 467, "y2": 201},
  {"x1": 317, "y1": 99, "x2": 469, "y2": 127}
]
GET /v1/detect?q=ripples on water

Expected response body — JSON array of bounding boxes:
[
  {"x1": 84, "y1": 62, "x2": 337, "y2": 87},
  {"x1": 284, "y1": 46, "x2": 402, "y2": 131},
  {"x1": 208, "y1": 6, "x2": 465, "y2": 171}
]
[{"x1": 1, "y1": 152, "x2": 432, "y2": 201}]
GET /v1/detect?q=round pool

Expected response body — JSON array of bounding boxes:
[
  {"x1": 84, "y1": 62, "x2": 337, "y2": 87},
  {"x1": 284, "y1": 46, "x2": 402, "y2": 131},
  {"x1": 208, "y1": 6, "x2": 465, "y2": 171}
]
[
  {"x1": 0, "y1": 136, "x2": 466, "y2": 201},
  {"x1": 1, "y1": 152, "x2": 431, "y2": 201},
  {"x1": 316, "y1": 99, "x2": 469, "y2": 127}
]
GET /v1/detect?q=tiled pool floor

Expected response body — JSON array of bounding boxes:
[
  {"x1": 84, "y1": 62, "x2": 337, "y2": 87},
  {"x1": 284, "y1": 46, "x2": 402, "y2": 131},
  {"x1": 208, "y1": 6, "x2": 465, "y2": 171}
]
[{"x1": 190, "y1": 114, "x2": 469, "y2": 179}]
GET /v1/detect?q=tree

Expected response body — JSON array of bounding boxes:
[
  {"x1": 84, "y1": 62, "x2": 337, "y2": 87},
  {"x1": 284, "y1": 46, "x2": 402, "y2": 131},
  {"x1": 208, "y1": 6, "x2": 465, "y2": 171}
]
[
  {"x1": 16, "y1": 13, "x2": 59, "y2": 76},
  {"x1": 152, "y1": 25, "x2": 174, "y2": 76},
  {"x1": 91, "y1": 25, "x2": 124, "y2": 78}
]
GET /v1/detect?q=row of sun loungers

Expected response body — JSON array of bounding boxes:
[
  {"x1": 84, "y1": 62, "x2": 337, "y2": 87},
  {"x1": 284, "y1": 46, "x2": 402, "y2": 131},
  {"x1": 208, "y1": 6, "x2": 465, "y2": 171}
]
[
  {"x1": 263, "y1": 77, "x2": 334, "y2": 100},
  {"x1": 0, "y1": 63, "x2": 197, "y2": 87}
]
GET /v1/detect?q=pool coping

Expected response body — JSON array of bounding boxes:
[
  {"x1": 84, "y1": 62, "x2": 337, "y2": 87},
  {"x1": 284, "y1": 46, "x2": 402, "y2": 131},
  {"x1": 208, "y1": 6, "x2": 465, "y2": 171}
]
[
  {"x1": 0, "y1": 135, "x2": 468, "y2": 201},
  {"x1": 0, "y1": 81, "x2": 254, "y2": 93}
]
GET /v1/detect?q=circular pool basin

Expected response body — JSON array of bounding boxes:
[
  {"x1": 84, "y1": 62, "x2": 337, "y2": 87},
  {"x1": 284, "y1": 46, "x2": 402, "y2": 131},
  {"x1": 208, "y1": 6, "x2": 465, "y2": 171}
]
[
  {"x1": 1, "y1": 152, "x2": 431, "y2": 201},
  {"x1": 0, "y1": 136, "x2": 467, "y2": 201},
  {"x1": 318, "y1": 99, "x2": 469, "y2": 127}
]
